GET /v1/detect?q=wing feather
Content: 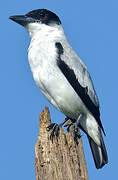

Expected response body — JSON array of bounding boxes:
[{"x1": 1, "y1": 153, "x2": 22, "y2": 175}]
[{"x1": 55, "y1": 42, "x2": 105, "y2": 135}]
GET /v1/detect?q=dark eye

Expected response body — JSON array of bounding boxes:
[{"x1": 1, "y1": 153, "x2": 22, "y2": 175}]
[{"x1": 40, "y1": 13, "x2": 46, "y2": 18}]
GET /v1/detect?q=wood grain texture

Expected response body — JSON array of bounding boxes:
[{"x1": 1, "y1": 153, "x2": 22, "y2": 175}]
[{"x1": 35, "y1": 106, "x2": 89, "y2": 180}]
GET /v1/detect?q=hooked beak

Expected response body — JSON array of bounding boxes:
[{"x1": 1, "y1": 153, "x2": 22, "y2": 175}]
[{"x1": 9, "y1": 15, "x2": 35, "y2": 26}]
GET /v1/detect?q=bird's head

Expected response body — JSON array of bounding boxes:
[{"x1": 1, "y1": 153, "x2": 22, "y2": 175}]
[{"x1": 9, "y1": 9, "x2": 62, "y2": 37}]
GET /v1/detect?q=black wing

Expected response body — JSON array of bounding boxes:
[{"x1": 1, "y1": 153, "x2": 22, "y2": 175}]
[{"x1": 55, "y1": 42, "x2": 105, "y2": 135}]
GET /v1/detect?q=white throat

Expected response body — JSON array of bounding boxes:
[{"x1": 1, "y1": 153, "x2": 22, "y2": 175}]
[
  {"x1": 27, "y1": 22, "x2": 67, "y2": 74},
  {"x1": 26, "y1": 22, "x2": 65, "y2": 40}
]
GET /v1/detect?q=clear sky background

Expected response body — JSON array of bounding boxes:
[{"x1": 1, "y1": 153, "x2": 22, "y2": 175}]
[{"x1": 1, "y1": 0, "x2": 117, "y2": 179}]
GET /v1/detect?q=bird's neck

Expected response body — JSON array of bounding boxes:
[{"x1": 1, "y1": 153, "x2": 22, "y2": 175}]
[{"x1": 26, "y1": 23, "x2": 65, "y2": 42}]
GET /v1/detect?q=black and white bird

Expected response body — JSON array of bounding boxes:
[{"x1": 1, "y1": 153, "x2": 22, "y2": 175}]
[{"x1": 9, "y1": 9, "x2": 108, "y2": 169}]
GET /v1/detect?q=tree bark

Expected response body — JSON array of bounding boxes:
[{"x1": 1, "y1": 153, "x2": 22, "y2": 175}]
[{"x1": 35, "y1": 106, "x2": 89, "y2": 180}]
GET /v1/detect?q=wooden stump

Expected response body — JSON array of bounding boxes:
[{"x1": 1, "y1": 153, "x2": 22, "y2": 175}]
[{"x1": 35, "y1": 106, "x2": 89, "y2": 180}]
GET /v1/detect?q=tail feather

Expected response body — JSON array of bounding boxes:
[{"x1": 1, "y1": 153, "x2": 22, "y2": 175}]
[{"x1": 87, "y1": 131, "x2": 108, "y2": 169}]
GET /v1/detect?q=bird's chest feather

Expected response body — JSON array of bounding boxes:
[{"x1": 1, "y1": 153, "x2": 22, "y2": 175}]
[{"x1": 28, "y1": 39, "x2": 60, "y2": 89}]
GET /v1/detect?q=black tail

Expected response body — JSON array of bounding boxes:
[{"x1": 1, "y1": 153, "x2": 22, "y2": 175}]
[{"x1": 87, "y1": 131, "x2": 108, "y2": 169}]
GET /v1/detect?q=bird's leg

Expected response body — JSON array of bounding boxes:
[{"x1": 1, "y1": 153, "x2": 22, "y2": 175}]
[
  {"x1": 47, "y1": 117, "x2": 69, "y2": 142},
  {"x1": 64, "y1": 114, "x2": 82, "y2": 145},
  {"x1": 73, "y1": 114, "x2": 83, "y2": 144},
  {"x1": 64, "y1": 118, "x2": 76, "y2": 131}
]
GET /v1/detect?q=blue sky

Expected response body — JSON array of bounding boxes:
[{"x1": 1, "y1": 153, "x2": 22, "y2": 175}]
[{"x1": 1, "y1": 0, "x2": 117, "y2": 179}]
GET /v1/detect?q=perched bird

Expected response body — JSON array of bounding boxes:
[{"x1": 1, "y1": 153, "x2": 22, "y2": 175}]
[{"x1": 9, "y1": 9, "x2": 108, "y2": 169}]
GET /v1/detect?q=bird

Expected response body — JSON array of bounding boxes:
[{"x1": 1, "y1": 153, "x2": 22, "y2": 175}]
[{"x1": 9, "y1": 9, "x2": 108, "y2": 169}]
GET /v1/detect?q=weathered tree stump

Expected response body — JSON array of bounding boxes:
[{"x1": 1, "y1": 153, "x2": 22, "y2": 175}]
[{"x1": 35, "y1": 106, "x2": 89, "y2": 180}]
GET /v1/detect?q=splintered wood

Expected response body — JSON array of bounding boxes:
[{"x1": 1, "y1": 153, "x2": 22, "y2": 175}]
[{"x1": 35, "y1": 106, "x2": 89, "y2": 180}]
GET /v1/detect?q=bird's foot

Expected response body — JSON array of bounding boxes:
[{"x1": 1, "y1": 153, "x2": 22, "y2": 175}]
[
  {"x1": 64, "y1": 122, "x2": 73, "y2": 131},
  {"x1": 47, "y1": 123, "x2": 60, "y2": 142},
  {"x1": 47, "y1": 117, "x2": 69, "y2": 142},
  {"x1": 73, "y1": 124, "x2": 81, "y2": 145},
  {"x1": 64, "y1": 116, "x2": 82, "y2": 145}
]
